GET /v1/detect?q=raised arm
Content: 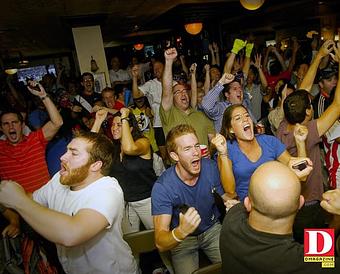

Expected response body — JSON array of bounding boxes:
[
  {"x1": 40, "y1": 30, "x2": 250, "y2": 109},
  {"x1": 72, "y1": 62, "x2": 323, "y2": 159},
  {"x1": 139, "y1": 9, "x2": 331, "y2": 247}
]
[
  {"x1": 211, "y1": 134, "x2": 237, "y2": 198},
  {"x1": 254, "y1": 54, "x2": 268, "y2": 90},
  {"x1": 56, "y1": 65, "x2": 65, "y2": 87},
  {"x1": 27, "y1": 81, "x2": 63, "y2": 141},
  {"x1": 201, "y1": 73, "x2": 235, "y2": 119},
  {"x1": 131, "y1": 65, "x2": 145, "y2": 99},
  {"x1": 209, "y1": 43, "x2": 220, "y2": 67},
  {"x1": 293, "y1": 123, "x2": 308, "y2": 157},
  {"x1": 316, "y1": 42, "x2": 340, "y2": 137},
  {"x1": 162, "y1": 48, "x2": 177, "y2": 112},
  {"x1": 120, "y1": 108, "x2": 150, "y2": 157},
  {"x1": 224, "y1": 39, "x2": 246, "y2": 74},
  {"x1": 91, "y1": 108, "x2": 108, "y2": 133},
  {"x1": 300, "y1": 40, "x2": 335, "y2": 92},
  {"x1": 272, "y1": 47, "x2": 287, "y2": 71},
  {"x1": 242, "y1": 43, "x2": 254, "y2": 76},
  {"x1": 189, "y1": 63, "x2": 197, "y2": 109},
  {"x1": 212, "y1": 42, "x2": 221, "y2": 67},
  {"x1": 203, "y1": 64, "x2": 211, "y2": 94}
]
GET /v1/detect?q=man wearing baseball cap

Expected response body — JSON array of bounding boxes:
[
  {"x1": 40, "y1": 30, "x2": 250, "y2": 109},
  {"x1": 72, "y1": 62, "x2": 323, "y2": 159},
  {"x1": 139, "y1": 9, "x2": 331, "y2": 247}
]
[{"x1": 313, "y1": 66, "x2": 338, "y2": 119}]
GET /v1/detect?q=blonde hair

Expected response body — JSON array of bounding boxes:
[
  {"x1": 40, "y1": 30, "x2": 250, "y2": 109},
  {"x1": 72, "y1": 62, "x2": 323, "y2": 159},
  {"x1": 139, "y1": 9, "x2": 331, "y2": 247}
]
[{"x1": 166, "y1": 124, "x2": 197, "y2": 155}]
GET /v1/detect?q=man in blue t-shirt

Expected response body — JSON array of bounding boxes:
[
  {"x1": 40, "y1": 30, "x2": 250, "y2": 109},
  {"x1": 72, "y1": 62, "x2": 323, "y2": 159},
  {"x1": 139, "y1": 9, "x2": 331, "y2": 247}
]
[{"x1": 151, "y1": 124, "x2": 225, "y2": 274}]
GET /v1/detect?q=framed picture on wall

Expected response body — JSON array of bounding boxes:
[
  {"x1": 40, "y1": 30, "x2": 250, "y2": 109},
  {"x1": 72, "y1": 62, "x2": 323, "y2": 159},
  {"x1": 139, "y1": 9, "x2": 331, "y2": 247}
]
[{"x1": 94, "y1": 72, "x2": 107, "y2": 94}]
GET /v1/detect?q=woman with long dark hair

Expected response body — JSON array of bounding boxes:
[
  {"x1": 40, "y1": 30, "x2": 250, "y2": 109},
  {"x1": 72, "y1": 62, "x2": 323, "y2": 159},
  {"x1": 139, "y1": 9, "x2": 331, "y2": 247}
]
[
  {"x1": 211, "y1": 104, "x2": 312, "y2": 201},
  {"x1": 92, "y1": 107, "x2": 156, "y2": 233}
]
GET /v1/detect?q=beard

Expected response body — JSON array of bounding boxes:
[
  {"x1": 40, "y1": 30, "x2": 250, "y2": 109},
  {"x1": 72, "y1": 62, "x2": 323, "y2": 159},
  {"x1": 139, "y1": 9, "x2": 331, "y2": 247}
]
[
  {"x1": 177, "y1": 158, "x2": 201, "y2": 178},
  {"x1": 60, "y1": 161, "x2": 92, "y2": 187}
]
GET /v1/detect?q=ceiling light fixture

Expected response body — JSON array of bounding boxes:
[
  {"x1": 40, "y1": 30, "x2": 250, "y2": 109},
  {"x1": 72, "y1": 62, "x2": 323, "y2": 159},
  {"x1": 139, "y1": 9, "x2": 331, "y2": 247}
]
[
  {"x1": 184, "y1": 22, "x2": 203, "y2": 35},
  {"x1": 5, "y1": 68, "x2": 18, "y2": 75},
  {"x1": 240, "y1": 0, "x2": 265, "y2": 11},
  {"x1": 134, "y1": 43, "x2": 144, "y2": 51}
]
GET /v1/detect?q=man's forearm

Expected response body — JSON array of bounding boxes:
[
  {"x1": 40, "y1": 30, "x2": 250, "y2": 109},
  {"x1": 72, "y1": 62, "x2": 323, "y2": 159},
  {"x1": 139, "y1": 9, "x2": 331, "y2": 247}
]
[
  {"x1": 155, "y1": 229, "x2": 181, "y2": 252},
  {"x1": 224, "y1": 53, "x2": 236, "y2": 74},
  {"x1": 43, "y1": 96, "x2": 63, "y2": 128},
  {"x1": 296, "y1": 141, "x2": 307, "y2": 158},
  {"x1": 258, "y1": 68, "x2": 268, "y2": 89},
  {"x1": 300, "y1": 54, "x2": 323, "y2": 92},
  {"x1": 161, "y1": 61, "x2": 174, "y2": 111},
  {"x1": 163, "y1": 61, "x2": 173, "y2": 95},
  {"x1": 132, "y1": 77, "x2": 143, "y2": 98},
  {"x1": 14, "y1": 195, "x2": 81, "y2": 246},
  {"x1": 190, "y1": 74, "x2": 197, "y2": 108}
]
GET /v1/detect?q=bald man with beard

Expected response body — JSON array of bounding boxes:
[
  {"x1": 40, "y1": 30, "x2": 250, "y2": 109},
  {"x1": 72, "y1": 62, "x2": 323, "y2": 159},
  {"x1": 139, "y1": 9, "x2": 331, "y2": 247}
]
[{"x1": 220, "y1": 161, "x2": 337, "y2": 274}]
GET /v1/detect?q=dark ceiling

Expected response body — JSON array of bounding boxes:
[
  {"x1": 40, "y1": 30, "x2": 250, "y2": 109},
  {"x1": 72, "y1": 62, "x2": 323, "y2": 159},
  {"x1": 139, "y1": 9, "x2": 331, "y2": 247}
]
[{"x1": 0, "y1": 0, "x2": 339, "y2": 58}]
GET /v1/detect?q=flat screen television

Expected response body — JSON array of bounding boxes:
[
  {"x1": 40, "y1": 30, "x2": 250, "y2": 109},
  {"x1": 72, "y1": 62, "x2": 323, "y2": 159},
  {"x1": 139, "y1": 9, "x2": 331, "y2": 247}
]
[{"x1": 17, "y1": 65, "x2": 56, "y2": 85}]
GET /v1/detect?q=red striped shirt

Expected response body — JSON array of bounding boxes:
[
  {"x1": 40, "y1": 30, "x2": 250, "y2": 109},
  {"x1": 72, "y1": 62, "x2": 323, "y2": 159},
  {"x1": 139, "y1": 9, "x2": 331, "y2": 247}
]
[{"x1": 0, "y1": 129, "x2": 50, "y2": 192}]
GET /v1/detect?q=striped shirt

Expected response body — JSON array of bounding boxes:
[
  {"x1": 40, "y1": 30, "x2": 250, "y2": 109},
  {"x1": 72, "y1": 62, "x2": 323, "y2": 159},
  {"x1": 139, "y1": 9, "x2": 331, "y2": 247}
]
[
  {"x1": 313, "y1": 92, "x2": 340, "y2": 189},
  {"x1": 200, "y1": 82, "x2": 254, "y2": 132},
  {"x1": 0, "y1": 129, "x2": 50, "y2": 192},
  {"x1": 324, "y1": 138, "x2": 340, "y2": 189}
]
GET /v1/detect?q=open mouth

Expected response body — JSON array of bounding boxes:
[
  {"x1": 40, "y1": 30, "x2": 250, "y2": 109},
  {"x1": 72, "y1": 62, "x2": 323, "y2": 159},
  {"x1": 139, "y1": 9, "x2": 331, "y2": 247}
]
[
  {"x1": 9, "y1": 131, "x2": 17, "y2": 139},
  {"x1": 243, "y1": 124, "x2": 251, "y2": 132},
  {"x1": 181, "y1": 97, "x2": 188, "y2": 104},
  {"x1": 191, "y1": 159, "x2": 200, "y2": 168},
  {"x1": 60, "y1": 164, "x2": 68, "y2": 175}
]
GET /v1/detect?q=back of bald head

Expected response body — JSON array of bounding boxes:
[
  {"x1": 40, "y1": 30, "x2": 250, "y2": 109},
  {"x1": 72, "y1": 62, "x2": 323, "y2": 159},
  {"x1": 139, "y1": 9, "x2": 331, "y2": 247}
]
[{"x1": 248, "y1": 161, "x2": 301, "y2": 219}]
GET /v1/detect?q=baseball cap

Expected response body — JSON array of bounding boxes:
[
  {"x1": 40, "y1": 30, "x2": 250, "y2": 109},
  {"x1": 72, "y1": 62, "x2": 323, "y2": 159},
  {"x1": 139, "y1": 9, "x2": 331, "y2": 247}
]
[{"x1": 317, "y1": 67, "x2": 337, "y2": 82}]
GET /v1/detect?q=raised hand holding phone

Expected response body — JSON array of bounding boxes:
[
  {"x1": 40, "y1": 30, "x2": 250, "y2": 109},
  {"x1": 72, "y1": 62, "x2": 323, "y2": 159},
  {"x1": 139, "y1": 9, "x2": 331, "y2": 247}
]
[{"x1": 27, "y1": 80, "x2": 47, "y2": 99}]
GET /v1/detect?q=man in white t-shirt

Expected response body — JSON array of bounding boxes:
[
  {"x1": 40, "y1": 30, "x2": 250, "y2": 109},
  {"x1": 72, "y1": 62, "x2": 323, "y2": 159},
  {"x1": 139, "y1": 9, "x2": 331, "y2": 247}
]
[
  {"x1": 0, "y1": 132, "x2": 138, "y2": 274},
  {"x1": 132, "y1": 61, "x2": 167, "y2": 159}
]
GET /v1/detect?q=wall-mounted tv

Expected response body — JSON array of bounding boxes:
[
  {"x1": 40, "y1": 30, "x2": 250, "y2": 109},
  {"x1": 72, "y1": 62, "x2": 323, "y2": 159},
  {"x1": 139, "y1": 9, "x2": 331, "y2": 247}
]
[{"x1": 17, "y1": 65, "x2": 56, "y2": 85}]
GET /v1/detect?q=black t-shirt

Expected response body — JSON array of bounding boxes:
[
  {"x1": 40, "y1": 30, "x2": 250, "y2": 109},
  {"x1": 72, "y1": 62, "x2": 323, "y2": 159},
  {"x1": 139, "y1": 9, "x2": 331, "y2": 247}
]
[
  {"x1": 220, "y1": 203, "x2": 338, "y2": 274},
  {"x1": 110, "y1": 154, "x2": 157, "y2": 202}
]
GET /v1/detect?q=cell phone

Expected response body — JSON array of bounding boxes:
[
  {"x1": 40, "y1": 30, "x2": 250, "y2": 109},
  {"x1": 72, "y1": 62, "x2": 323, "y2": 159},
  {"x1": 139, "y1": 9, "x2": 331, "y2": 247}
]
[
  {"x1": 292, "y1": 160, "x2": 308, "y2": 171},
  {"x1": 178, "y1": 204, "x2": 189, "y2": 215}
]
